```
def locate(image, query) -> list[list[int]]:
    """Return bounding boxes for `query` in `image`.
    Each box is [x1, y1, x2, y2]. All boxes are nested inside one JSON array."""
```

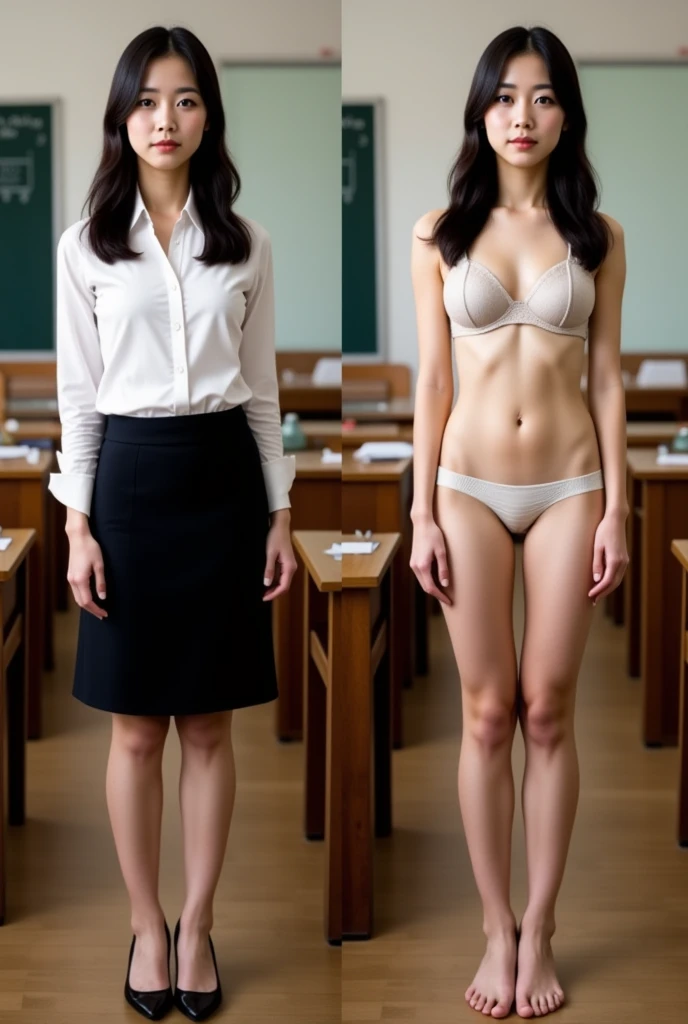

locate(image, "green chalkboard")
[[0, 102, 59, 352], [342, 101, 385, 356]]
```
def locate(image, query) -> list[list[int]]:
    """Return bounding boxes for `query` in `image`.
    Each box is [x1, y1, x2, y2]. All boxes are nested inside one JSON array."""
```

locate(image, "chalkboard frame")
[[342, 96, 387, 363], [0, 96, 62, 362]]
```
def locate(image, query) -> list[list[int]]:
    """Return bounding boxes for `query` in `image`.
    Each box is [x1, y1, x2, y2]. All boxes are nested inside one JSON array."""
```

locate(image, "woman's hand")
[[410, 515, 452, 606], [588, 510, 629, 606], [262, 511, 297, 602], [66, 526, 108, 620]]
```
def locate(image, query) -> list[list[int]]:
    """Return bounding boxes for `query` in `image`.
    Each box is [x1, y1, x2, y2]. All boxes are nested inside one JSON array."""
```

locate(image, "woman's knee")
[[520, 686, 573, 749], [111, 714, 170, 759], [463, 693, 516, 752], [175, 711, 233, 752]]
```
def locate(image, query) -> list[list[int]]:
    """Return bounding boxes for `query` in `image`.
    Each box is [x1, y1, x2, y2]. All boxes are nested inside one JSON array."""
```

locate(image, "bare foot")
[[129, 923, 170, 991], [515, 924, 565, 1017], [176, 921, 219, 993], [465, 927, 517, 1018]]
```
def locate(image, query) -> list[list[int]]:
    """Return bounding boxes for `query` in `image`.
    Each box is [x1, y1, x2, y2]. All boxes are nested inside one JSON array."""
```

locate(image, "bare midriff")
[[438, 324, 602, 485]]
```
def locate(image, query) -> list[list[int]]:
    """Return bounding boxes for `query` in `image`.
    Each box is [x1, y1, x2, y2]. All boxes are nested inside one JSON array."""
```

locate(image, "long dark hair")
[[431, 26, 612, 271], [80, 25, 251, 265]]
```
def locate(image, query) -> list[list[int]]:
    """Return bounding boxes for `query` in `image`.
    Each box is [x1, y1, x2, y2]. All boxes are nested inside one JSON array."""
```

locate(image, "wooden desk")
[[9, 425, 69, 614], [626, 422, 688, 447], [0, 452, 54, 739], [0, 528, 36, 924], [670, 540, 688, 847], [625, 450, 688, 746], [300, 421, 343, 452], [279, 378, 341, 417], [341, 532, 400, 940], [273, 452, 340, 742], [342, 452, 421, 749], [341, 423, 414, 447], [621, 384, 688, 421], [342, 397, 415, 423], [291, 530, 342, 944]]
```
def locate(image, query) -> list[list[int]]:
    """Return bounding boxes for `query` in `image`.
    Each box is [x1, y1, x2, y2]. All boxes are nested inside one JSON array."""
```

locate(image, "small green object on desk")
[[281, 412, 307, 451], [670, 426, 688, 453]]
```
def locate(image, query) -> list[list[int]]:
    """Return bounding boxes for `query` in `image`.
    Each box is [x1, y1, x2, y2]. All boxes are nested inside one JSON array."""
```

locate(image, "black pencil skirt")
[[72, 404, 279, 716]]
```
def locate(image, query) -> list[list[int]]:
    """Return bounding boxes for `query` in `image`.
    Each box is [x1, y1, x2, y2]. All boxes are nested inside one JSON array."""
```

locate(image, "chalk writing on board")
[[0, 152, 34, 204], [0, 114, 45, 138], [342, 149, 357, 204]]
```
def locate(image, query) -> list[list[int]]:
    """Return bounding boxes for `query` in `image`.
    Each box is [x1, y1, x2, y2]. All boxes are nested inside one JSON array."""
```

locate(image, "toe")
[[541, 996, 550, 1015], [482, 998, 495, 1015], [532, 999, 542, 1017], [466, 987, 476, 1002], [546, 994, 556, 1012], [492, 1000, 511, 1019], [475, 994, 487, 1011], [517, 1004, 534, 1019]]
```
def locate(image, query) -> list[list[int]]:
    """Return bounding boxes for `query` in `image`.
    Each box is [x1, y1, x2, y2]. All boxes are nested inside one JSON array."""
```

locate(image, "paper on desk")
[[320, 447, 342, 464], [656, 452, 688, 465], [353, 441, 414, 462], [0, 538, 12, 551], [325, 541, 380, 557], [0, 446, 31, 459]]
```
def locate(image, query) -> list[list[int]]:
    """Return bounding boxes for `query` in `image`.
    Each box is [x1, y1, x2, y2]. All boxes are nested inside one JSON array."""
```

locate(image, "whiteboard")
[[221, 63, 341, 352], [578, 63, 688, 353]]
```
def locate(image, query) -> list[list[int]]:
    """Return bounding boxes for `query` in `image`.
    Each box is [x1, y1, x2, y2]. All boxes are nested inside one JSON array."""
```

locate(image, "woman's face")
[[482, 52, 567, 167], [125, 54, 209, 171]]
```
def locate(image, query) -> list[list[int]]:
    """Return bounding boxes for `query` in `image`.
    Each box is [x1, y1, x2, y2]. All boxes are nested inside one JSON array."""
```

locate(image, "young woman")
[[48, 26, 296, 1022], [410, 26, 628, 1020]]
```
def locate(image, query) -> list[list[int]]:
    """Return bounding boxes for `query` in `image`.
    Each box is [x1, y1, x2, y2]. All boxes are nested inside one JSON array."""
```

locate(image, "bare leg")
[[435, 484, 519, 1018], [516, 488, 604, 1017], [174, 711, 235, 992], [106, 713, 171, 990]]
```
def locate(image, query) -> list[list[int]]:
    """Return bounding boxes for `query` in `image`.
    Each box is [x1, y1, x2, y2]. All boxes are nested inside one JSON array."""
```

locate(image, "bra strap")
[[567, 242, 572, 260]]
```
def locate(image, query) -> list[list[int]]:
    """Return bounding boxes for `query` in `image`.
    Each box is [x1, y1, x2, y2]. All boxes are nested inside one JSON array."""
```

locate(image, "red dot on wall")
[[319, 46, 337, 58]]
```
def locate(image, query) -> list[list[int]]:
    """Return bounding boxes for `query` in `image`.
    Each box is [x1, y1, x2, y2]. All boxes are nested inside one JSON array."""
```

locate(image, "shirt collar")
[[129, 183, 202, 232]]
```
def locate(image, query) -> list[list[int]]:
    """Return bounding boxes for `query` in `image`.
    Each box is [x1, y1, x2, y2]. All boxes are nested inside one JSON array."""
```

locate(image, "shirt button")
[[175, 239, 180, 246], [173, 322, 181, 331], [177, 366, 185, 374], [171, 283, 178, 291]]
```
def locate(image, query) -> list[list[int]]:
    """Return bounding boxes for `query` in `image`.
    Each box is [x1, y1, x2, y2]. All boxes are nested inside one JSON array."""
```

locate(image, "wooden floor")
[[343, 545, 688, 1023], [0, 600, 340, 1022]]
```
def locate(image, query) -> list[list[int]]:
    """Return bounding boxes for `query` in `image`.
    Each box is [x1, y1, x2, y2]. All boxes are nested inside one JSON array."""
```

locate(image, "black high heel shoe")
[[124, 919, 174, 1020], [173, 918, 223, 1022]]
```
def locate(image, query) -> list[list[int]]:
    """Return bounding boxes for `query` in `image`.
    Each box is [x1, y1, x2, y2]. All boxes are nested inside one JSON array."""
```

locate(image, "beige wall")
[[0, 0, 340, 227], [342, 0, 688, 369]]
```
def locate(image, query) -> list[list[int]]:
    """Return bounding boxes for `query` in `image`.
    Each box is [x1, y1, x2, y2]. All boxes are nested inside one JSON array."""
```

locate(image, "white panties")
[[435, 466, 604, 534]]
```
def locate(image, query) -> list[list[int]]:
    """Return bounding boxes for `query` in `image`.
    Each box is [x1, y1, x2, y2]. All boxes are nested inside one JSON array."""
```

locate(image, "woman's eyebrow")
[[497, 81, 553, 90], [138, 86, 201, 94]]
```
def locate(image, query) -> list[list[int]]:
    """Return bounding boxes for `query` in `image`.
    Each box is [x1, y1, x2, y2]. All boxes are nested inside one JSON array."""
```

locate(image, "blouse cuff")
[[48, 470, 95, 516], [262, 454, 296, 512]]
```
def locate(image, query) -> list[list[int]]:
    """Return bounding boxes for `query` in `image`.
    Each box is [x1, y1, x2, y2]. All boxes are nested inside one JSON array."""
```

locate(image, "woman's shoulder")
[[237, 214, 271, 250], [58, 217, 92, 258], [412, 207, 447, 241], [598, 211, 624, 241]]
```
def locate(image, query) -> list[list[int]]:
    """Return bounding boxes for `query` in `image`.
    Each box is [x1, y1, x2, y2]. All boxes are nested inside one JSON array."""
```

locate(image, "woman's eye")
[[494, 95, 555, 104], [137, 98, 197, 107]]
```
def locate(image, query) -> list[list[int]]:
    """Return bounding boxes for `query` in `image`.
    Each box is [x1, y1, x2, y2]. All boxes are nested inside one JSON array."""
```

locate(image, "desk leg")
[[304, 570, 326, 839], [626, 475, 642, 680], [391, 548, 404, 750], [342, 588, 373, 940], [374, 566, 392, 838], [26, 541, 41, 741], [7, 558, 27, 828], [678, 569, 688, 847], [326, 592, 342, 944]]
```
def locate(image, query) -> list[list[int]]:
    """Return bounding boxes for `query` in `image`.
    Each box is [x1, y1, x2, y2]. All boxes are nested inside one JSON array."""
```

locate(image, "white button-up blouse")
[[47, 184, 296, 516]]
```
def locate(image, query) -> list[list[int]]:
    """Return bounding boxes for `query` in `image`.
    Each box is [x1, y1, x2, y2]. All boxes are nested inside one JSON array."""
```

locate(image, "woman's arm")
[[239, 225, 295, 518], [586, 213, 630, 603], [410, 209, 454, 522], [409, 210, 455, 605], [586, 214, 628, 516], [48, 227, 106, 519]]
